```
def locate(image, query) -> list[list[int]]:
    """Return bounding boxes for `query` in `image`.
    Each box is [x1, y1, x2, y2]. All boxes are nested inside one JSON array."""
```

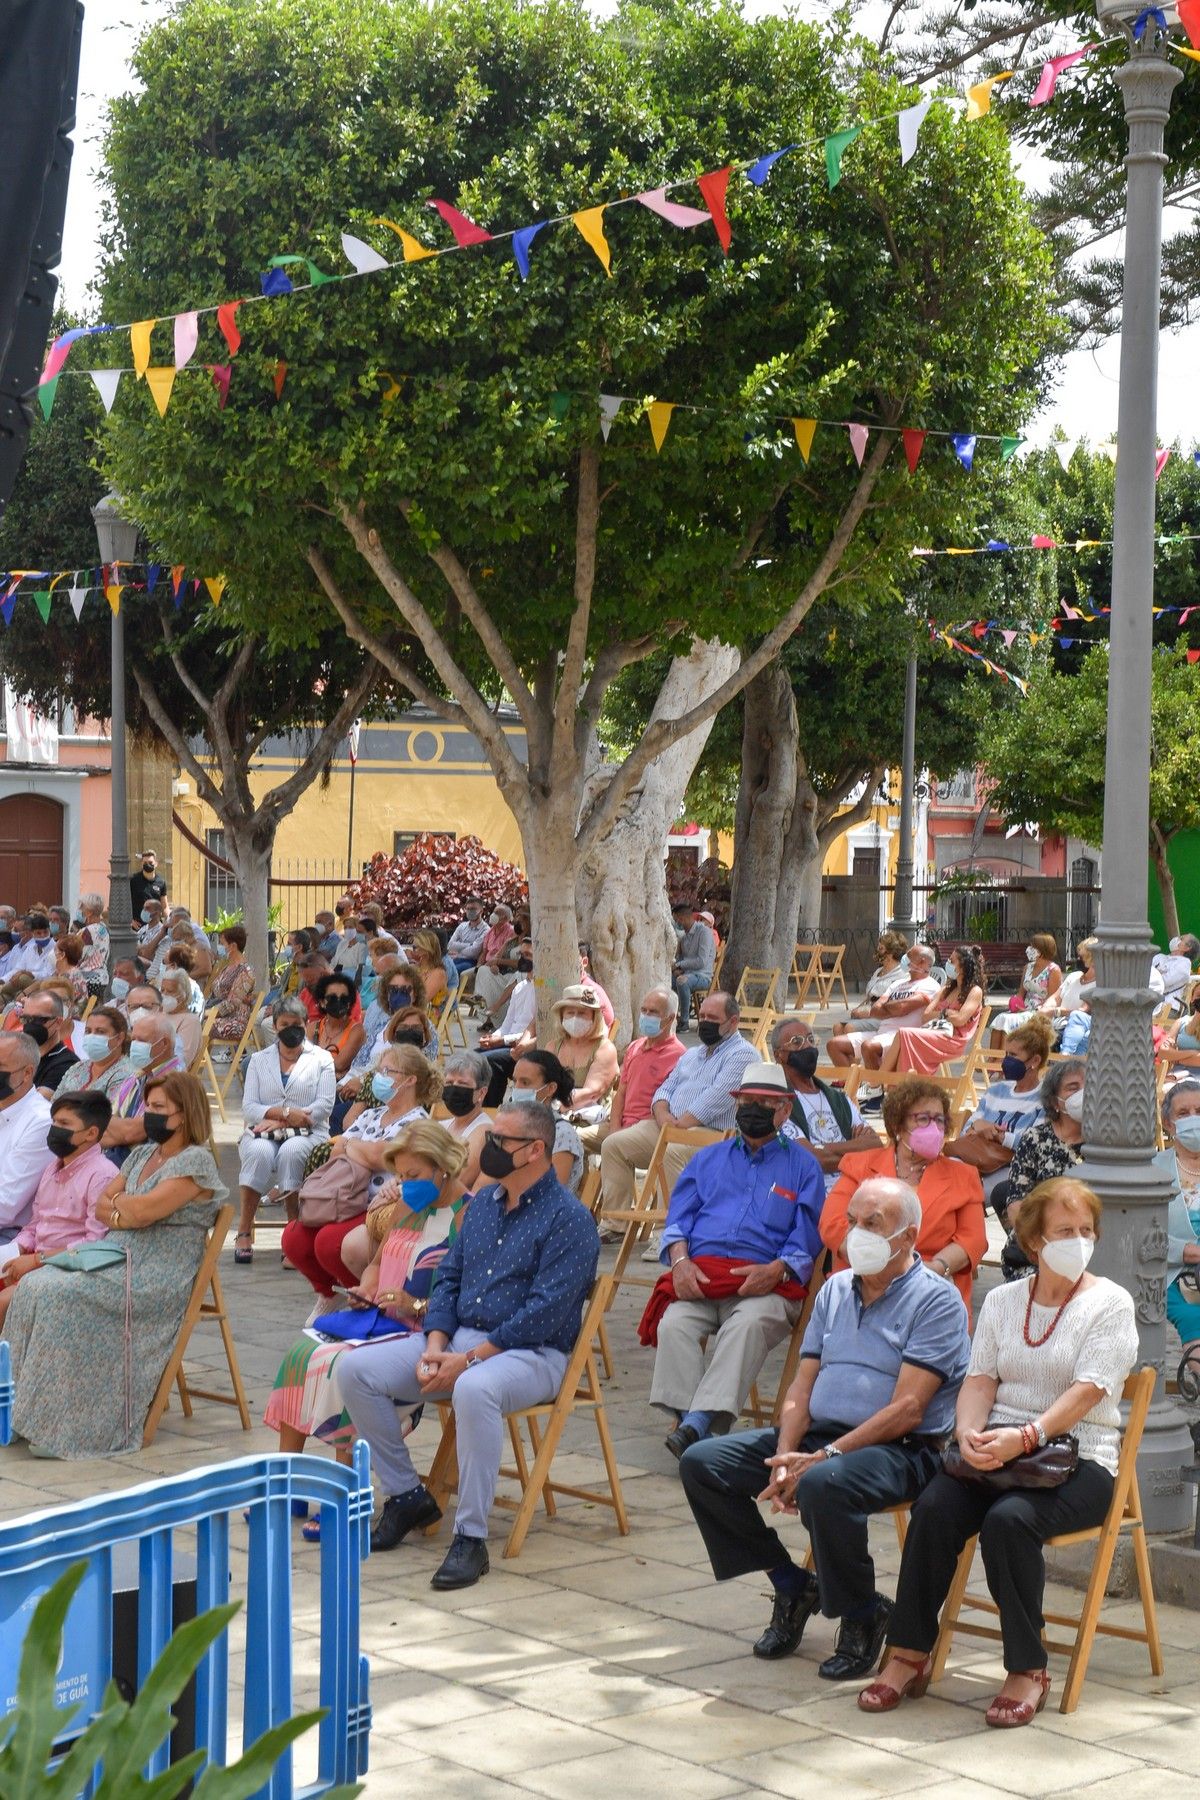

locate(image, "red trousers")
[[280, 1214, 365, 1297]]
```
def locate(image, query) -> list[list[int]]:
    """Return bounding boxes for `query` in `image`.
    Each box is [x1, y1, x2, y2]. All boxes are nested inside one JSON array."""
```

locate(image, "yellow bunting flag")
[[646, 400, 675, 452], [792, 418, 817, 463], [105, 583, 121, 615], [572, 205, 612, 275], [130, 319, 157, 378], [204, 575, 227, 607], [965, 71, 1013, 120], [369, 217, 437, 261], [144, 367, 177, 417]]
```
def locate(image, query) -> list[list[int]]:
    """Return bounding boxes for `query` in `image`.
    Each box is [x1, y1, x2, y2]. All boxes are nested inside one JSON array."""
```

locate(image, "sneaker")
[[640, 1231, 663, 1264], [856, 1081, 882, 1102], [304, 1294, 344, 1326]]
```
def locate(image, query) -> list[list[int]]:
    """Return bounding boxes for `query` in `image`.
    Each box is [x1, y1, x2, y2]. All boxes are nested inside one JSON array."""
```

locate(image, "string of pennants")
[[0, 565, 225, 624], [34, 14, 1170, 421], [913, 515, 1200, 560], [939, 596, 1200, 650]]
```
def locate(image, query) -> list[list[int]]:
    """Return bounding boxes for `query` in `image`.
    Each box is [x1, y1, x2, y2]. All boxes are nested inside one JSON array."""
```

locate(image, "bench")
[[933, 940, 1027, 995]]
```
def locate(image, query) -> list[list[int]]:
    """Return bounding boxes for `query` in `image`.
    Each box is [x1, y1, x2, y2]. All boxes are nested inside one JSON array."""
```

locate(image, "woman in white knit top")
[[861, 1177, 1138, 1728]]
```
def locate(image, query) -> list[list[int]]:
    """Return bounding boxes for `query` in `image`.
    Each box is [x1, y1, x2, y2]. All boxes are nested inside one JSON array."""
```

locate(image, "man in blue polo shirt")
[[680, 1175, 969, 1682], [651, 1062, 825, 1458]]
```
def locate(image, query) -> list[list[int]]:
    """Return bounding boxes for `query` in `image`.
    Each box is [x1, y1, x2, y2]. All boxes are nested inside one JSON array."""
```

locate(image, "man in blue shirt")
[[680, 1176, 970, 1682], [339, 1099, 599, 1591], [652, 1062, 825, 1457]]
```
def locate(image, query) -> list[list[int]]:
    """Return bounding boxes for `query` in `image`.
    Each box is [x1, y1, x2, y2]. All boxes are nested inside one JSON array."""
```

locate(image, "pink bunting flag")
[[174, 311, 199, 369], [847, 423, 869, 467], [635, 187, 710, 228], [428, 200, 492, 246], [696, 165, 733, 253], [1031, 535, 1057, 549], [1001, 630, 1017, 647], [1155, 448, 1170, 480], [41, 338, 73, 385], [1030, 47, 1090, 108]]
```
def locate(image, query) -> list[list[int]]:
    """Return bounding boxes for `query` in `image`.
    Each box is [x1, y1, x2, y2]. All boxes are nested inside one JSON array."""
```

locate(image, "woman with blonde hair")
[[989, 933, 1061, 1047], [265, 1120, 470, 1537], [406, 928, 449, 1009], [545, 983, 618, 1122]]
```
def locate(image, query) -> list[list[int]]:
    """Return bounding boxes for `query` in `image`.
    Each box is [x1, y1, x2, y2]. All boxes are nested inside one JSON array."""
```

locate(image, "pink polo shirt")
[[618, 1032, 687, 1127], [16, 1142, 114, 1255]]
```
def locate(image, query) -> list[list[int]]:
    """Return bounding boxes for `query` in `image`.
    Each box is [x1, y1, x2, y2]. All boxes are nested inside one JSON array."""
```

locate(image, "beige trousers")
[[649, 1293, 802, 1419], [599, 1117, 697, 1212]]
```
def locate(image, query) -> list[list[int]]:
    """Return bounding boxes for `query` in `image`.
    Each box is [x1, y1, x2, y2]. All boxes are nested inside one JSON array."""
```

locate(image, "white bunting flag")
[[898, 97, 933, 167], [598, 394, 623, 442], [68, 584, 88, 621], [90, 369, 122, 413], [174, 311, 199, 369], [1055, 440, 1076, 473], [341, 231, 390, 275]]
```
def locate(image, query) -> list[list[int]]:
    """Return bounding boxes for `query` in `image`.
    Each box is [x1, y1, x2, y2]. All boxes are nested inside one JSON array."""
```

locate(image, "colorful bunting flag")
[[951, 433, 977, 472], [1000, 436, 1024, 463], [274, 360, 288, 399], [512, 221, 549, 280], [792, 418, 817, 463], [898, 97, 932, 166], [204, 575, 227, 606], [1030, 48, 1090, 109], [341, 231, 389, 275], [370, 218, 437, 262], [636, 187, 709, 228], [572, 206, 612, 275], [1181, 0, 1200, 45], [217, 302, 242, 356], [171, 565, 187, 608], [825, 126, 861, 190], [173, 311, 198, 369], [260, 266, 293, 297], [130, 319, 156, 379], [428, 200, 492, 246], [966, 72, 1013, 120], [38, 378, 59, 422], [1155, 447, 1170, 480], [646, 401, 675, 451], [1099, 442, 1119, 464], [847, 422, 869, 467], [696, 165, 733, 252], [144, 367, 176, 418], [744, 146, 795, 187], [0, 596, 16, 628], [210, 365, 232, 408], [902, 429, 926, 474], [32, 590, 51, 624], [91, 370, 121, 414], [146, 564, 161, 596], [1054, 441, 1075, 473], [68, 585, 87, 621], [598, 394, 623, 442], [1132, 7, 1168, 42], [268, 253, 333, 287], [1189, 648, 1200, 664], [105, 583, 122, 615], [41, 324, 111, 386]]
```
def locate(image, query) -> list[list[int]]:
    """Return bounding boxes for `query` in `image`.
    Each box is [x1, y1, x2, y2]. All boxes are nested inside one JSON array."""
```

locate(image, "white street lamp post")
[[91, 492, 140, 985], [1083, 1, 1191, 1529]]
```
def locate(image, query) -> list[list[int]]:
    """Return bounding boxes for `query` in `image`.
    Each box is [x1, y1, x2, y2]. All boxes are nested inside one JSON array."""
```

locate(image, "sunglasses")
[[486, 1130, 539, 1149]]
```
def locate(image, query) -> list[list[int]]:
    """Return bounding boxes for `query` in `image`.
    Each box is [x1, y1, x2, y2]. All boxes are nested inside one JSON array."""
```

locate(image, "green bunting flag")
[[1000, 435, 1025, 463], [32, 590, 51, 624], [825, 126, 862, 190], [38, 377, 59, 422]]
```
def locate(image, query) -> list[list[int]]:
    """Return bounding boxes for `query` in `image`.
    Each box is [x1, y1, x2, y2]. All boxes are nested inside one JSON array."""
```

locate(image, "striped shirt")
[[653, 1031, 760, 1131], [967, 1080, 1045, 1150]]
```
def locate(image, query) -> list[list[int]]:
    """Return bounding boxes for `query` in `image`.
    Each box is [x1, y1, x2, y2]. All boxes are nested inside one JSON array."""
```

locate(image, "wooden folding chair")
[[192, 1013, 226, 1122], [205, 990, 266, 1118], [605, 1123, 728, 1308], [743, 1261, 827, 1427], [433, 989, 467, 1055], [422, 1276, 629, 1558], [815, 945, 850, 1010], [735, 967, 781, 1053], [790, 944, 823, 1010], [930, 1368, 1162, 1713], [142, 1205, 252, 1445], [79, 993, 97, 1024], [695, 941, 727, 1009], [845, 1067, 966, 1113]]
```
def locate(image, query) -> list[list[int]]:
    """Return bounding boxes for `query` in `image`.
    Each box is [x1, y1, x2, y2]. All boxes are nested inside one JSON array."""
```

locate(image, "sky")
[[59, 0, 1200, 452]]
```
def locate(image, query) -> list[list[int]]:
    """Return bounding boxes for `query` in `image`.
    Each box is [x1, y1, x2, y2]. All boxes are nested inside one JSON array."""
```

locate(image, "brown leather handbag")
[[943, 1435, 1079, 1491], [296, 1154, 372, 1226]]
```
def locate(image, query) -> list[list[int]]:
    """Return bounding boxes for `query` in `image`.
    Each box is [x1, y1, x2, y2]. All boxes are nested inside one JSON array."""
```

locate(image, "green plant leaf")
[[0, 1563, 89, 1800], [91, 1602, 240, 1800], [191, 1709, 364, 1800]]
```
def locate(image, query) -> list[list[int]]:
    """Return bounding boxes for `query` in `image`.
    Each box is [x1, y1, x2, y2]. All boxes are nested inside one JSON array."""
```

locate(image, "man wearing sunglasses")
[[339, 1098, 599, 1590]]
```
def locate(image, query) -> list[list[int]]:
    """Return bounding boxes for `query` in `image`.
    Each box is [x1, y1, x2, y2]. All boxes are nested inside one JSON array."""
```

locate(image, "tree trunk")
[[577, 638, 740, 1040], [1150, 821, 1179, 942], [223, 817, 277, 987], [520, 799, 583, 1039]]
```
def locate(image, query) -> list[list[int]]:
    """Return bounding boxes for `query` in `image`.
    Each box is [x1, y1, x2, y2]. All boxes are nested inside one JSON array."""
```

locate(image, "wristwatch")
[[410, 1297, 428, 1319], [823, 1443, 843, 1460], [464, 1348, 482, 1368]]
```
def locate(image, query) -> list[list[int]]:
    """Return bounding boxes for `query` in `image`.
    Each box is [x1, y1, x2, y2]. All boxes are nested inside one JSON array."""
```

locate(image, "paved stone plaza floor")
[[2, 1096, 1199, 1795]]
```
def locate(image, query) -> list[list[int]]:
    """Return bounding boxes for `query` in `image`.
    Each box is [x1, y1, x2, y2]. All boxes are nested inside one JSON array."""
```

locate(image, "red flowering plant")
[[667, 853, 731, 936], [346, 834, 528, 935]]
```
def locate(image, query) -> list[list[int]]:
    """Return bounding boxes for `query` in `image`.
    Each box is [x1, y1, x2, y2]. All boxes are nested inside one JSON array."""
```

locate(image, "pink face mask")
[[907, 1121, 945, 1161]]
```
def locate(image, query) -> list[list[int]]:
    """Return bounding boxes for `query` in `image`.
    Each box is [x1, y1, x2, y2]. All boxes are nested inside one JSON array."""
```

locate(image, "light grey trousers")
[[338, 1326, 568, 1539], [649, 1293, 801, 1419]]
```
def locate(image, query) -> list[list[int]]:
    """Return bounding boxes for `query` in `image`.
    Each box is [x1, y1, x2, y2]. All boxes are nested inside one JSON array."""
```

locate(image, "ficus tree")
[[90, 0, 1055, 1026]]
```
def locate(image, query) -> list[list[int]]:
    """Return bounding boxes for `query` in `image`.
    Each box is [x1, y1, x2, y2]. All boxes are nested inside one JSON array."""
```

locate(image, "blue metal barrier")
[[0, 1447, 372, 1797], [0, 1342, 11, 1447]]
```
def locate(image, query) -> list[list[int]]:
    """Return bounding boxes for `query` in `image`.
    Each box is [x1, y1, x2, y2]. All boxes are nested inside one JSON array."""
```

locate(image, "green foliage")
[[0, 316, 105, 570], [91, 0, 1057, 689], [0, 1562, 362, 1800]]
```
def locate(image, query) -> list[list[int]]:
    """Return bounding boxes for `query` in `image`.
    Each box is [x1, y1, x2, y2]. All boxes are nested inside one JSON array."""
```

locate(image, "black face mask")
[[0, 1072, 13, 1101], [277, 1024, 306, 1049], [787, 1046, 819, 1079], [387, 987, 412, 1012], [479, 1135, 517, 1180], [323, 994, 351, 1017], [697, 1019, 722, 1046], [392, 1028, 425, 1048], [516, 957, 533, 974], [736, 1101, 779, 1140], [21, 1018, 50, 1046], [46, 1124, 79, 1158], [144, 1112, 174, 1143], [142, 863, 155, 875], [442, 1084, 477, 1117]]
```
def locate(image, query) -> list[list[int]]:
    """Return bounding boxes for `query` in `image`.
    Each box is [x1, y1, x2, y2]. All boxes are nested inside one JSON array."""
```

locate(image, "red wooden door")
[[0, 794, 64, 910]]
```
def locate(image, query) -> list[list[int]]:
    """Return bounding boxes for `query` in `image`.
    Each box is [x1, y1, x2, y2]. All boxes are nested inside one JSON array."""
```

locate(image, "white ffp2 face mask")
[[561, 1015, 591, 1038], [844, 1225, 904, 1277], [1062, 1090, 1085, 1121], [1038, 1235, 1094, 1280]]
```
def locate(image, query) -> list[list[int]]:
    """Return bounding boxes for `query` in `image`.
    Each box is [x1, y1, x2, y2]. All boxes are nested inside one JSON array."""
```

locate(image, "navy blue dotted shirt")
[[423, 1167, 600, 1355]]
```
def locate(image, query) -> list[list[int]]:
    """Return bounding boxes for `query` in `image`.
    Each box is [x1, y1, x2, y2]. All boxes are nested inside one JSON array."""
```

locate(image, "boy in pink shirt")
[[0, 1089, 115, 1320]]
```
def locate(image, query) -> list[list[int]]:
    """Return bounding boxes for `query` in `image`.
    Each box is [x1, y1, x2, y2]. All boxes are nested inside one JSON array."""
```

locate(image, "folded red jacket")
[[637, 1253, 808, 1347]]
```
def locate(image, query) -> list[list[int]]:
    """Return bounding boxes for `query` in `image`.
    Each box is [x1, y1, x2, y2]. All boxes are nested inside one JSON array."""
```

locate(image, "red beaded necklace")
[[1023, 1271, 1084, 1348]]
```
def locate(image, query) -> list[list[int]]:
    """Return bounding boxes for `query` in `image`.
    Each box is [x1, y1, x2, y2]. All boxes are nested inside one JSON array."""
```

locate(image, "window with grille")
[[205, 828, 241, 921]]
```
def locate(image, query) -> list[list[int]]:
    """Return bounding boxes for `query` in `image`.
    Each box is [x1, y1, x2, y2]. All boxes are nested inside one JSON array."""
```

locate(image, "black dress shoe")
[[753, 1579, 822, 1660], [665, 1423, 700, 1459], [430, 1532, 491, 1590], [819, 1596, 894, 1680], [369, 1485, 442, 1552]]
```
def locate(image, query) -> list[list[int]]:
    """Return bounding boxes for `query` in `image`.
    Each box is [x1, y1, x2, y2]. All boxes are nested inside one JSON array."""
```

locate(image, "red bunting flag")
[[902, 429, 926, 474], [217, 302, 242, 357], [274, 359, 288, 399], [1180, 0, 1200, 46], [1188, 649, 1200, 665], [1031, 535, 1057, 549], [428, 200, 492, 246], [209, 364, 232, 408], [696, 165, 733, 253]]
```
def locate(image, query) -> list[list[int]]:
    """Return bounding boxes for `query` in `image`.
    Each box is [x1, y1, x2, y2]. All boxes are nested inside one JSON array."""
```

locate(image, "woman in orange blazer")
[[821, 1076, 986, 1320]]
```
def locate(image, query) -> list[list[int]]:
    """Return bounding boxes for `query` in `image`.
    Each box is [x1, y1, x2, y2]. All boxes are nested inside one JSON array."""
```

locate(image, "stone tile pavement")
[[1, 1104, 1199, 1796]]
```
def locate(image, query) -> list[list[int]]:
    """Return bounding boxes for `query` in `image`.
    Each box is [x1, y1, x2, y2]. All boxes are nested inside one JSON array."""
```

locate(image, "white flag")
[[898, 97, 933, 167], [1055, 440, 1076, 473], [68, 584, 88, 620], [90, 370, 122, 413], [599, 394, 623, 442], [341, 231, 389, 275]]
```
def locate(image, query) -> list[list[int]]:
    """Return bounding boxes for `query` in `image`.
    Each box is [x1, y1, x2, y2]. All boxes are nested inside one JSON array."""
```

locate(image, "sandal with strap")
[[233, 1233, 254, 1265], [858, 1651, 933, 1714], [985, 1669, 1051, 1728]]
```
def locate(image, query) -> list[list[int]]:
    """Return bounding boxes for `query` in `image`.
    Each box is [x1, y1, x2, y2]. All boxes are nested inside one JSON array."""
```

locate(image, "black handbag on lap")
[[942, 1435, 1078, 1491]]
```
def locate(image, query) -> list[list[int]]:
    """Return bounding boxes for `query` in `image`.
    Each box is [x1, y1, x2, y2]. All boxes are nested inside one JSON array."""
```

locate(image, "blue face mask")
[[128, 1040, 154, 1069], [110, 978, 129, 1001], [372, 1073, 397, 1103], [400, 1177, 440, 1213], [508, 1085, 541, 1106], [49, 923, 60, 938], [82, 1033, 111, 1062], [1174, 1116, 1200, 1153], [387, 987, 412, 1013], [140, 910, 152, 923], [638, 1012, 663, 1039]]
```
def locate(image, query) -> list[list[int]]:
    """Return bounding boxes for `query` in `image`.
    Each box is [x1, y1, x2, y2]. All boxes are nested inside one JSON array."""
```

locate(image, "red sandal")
[[985, 1669, 1051, 1728], [858, 1651, 932, 1713]]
